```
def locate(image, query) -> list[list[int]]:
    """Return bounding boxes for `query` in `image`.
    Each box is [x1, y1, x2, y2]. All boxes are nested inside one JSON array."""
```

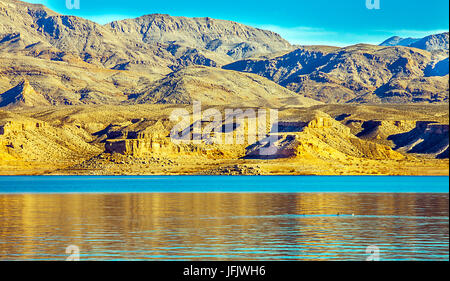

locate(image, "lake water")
[[0, 176, 448, 261]]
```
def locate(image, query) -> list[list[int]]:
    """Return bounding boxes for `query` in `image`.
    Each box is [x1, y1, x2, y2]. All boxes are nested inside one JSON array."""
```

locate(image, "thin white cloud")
[[256, 25, 382, 46], [257, 25, 341, 46], [255, 25, 448, 47], [376, 29, 449, 38]]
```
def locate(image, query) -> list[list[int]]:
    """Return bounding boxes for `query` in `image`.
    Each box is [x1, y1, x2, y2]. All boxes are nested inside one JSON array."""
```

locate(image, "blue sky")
[[26, 0, 449, 46]]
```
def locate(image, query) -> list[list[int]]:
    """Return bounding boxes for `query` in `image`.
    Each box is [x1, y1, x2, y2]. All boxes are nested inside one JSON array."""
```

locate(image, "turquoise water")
[[0, 176, 448, 261], [0, 176, 448, 194]]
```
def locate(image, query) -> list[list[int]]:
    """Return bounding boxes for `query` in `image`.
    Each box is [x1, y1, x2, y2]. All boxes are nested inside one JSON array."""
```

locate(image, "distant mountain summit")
[[409, 32, 450, 52], [380, 36, 420, 47], [108, 14, 293, 61], [380, 32, 449, 52]]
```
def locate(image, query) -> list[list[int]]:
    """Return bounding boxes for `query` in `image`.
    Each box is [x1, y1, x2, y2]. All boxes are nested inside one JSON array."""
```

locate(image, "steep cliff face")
[[100, 118, 248, 159], [246, 111, 405, 160], [105, 137, 177, 156], [0, 79, 50, 108], [297, 112, 404, 160], [0, 119, 47, 134], [0, 118, 45, 160]]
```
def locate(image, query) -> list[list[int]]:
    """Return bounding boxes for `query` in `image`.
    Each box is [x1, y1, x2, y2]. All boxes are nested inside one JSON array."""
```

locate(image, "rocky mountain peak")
[[380, 32, 449, 52], [0, 79, 50, 108], [108, 13, 293, 60], [410, 32, 449, 52]]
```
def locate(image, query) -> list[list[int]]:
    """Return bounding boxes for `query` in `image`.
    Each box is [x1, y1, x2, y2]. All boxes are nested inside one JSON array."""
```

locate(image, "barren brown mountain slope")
[[1, 0, 448, 107], [0, 0, 303, 106], [223, 44, 449, 103], [108, 14, 293, 61], [0, 0, 176, 73], [0, 0, 292, 72], [130, 66, 322, 107], [0, 51, 161, 106]]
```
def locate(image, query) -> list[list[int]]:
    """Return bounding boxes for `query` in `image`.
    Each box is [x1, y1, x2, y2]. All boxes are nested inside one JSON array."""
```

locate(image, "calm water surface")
[[0, 176, 448, 261]]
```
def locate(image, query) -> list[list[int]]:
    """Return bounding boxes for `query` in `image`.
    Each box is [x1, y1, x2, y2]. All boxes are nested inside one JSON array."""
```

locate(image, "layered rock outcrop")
[[297, 112, 404, 160], [0, 113, 100, 164], [246, 111, 405, 160], [1, 104, 447, 175], [105, 137, 176, 156], [0, 119, 47, 135], [102, 119, 247, 159]]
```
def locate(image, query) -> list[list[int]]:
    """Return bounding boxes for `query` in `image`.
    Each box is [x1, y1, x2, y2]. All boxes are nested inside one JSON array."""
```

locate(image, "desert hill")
[[130, 66, 322, 107], [0, 50, 161, 106]]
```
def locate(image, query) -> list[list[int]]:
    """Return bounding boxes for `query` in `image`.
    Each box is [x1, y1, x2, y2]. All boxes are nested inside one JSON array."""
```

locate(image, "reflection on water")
[[0, 193, 448, 261]]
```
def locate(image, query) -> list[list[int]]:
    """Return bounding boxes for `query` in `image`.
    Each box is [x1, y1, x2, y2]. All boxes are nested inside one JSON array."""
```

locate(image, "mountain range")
[[223, 44, 449, 103], [380, 32, 449, 52], [0, 0, 448, 107]]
